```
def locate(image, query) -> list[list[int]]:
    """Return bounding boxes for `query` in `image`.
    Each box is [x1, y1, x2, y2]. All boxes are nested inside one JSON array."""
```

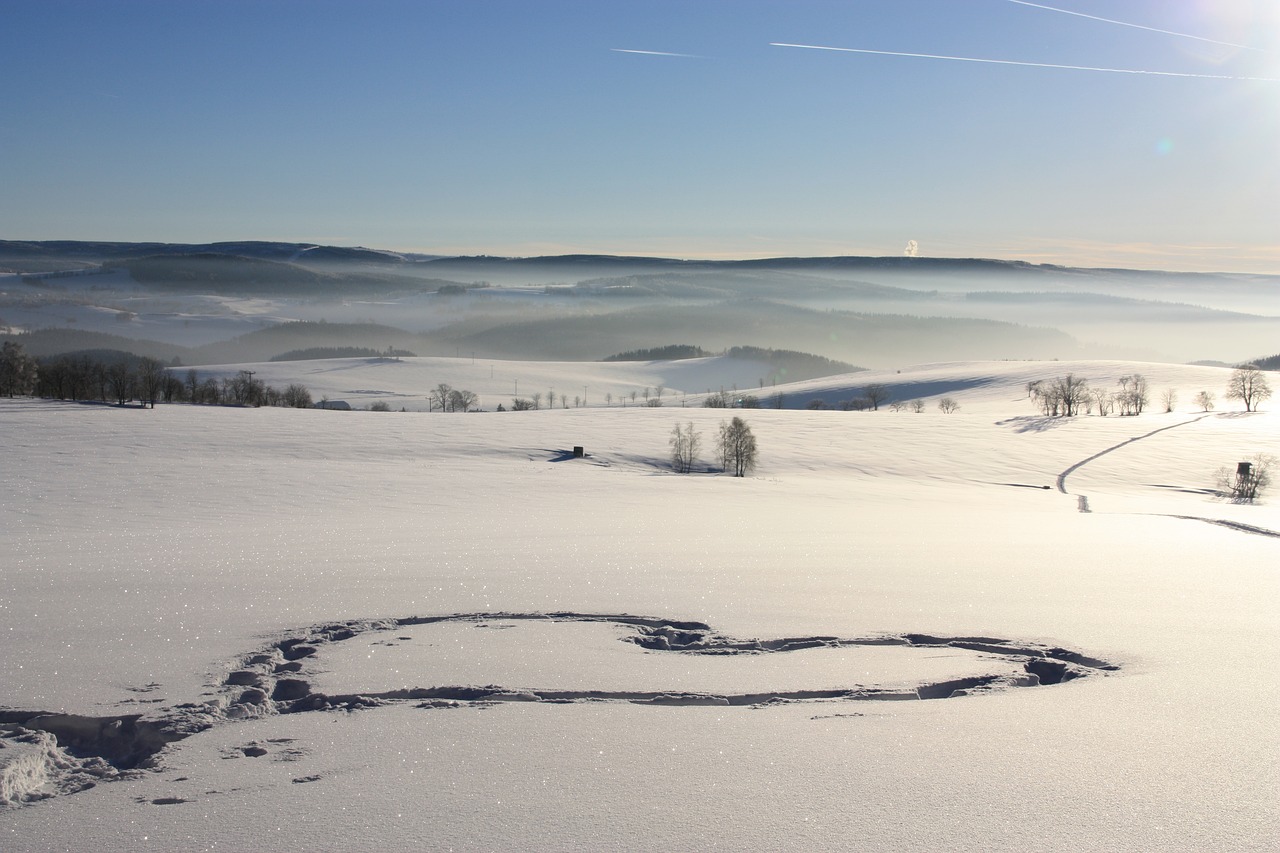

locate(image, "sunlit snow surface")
[[2, 359, 1278, 851]]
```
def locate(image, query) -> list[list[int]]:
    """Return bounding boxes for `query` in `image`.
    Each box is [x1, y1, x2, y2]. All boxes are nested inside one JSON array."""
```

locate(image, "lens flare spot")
[[1155, 138, 1174, 155]]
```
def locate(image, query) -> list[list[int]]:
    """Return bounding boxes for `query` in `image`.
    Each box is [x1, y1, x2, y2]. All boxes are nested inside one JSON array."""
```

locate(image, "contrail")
[[611, 48, 698, 58], [769, 43, 1280, 82], [1006, 1, 1261, 52]]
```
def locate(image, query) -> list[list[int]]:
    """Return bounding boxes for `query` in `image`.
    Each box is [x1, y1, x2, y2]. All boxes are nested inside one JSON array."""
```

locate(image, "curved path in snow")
[[1055, 414, 1280, 538], [1055, 414, 1212, 495]]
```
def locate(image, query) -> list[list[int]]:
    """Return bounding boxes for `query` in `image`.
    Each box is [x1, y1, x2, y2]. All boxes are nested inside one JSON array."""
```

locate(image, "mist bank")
[[4, 241, 1278, 366]]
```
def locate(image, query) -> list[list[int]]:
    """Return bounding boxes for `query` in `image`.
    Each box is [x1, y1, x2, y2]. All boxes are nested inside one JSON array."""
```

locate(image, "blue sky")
[[2, 0, 1277, 271]]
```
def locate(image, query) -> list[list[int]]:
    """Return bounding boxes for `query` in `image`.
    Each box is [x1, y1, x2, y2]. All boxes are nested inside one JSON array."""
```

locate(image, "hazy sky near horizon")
[[2, 0, 1277, 272]]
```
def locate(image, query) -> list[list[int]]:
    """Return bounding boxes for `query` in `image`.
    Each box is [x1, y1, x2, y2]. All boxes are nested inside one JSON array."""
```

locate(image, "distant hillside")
[[599, 344, 856, 381], [435, 299, 1079, 366], [604, 345, 710, 361], [0, 239, 408, 267], [111, 254, 327, 292], [963, 290, 1270, 321], [2, 328, 194, 362], [419, 252, 1280, 282], [190, 321, 430, 364], [724, 346, 861, 381], [271, 346, 417, 362], [102, 253, 430, 296], [8, 241, 1280, 285], [567, 270, 930, 301]]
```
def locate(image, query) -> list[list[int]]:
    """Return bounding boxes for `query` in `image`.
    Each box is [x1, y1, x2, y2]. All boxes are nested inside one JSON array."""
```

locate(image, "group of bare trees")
[[1115, 374, 1150, 416], [670, 416, 758, 477], [508, 389, 589, 410], [430, 383, 479, 412], [1029, 374, 1092, 416], [669, 422, 702, 473], [1029, 366, 1272, 418], [40, 355, 184, 407], [702, 389, 782, 409], [173, 368, 311, 408]]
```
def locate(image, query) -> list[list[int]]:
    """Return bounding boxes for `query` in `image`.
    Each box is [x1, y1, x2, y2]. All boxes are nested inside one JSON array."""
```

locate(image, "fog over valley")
[[4, 241, 1278, 371]]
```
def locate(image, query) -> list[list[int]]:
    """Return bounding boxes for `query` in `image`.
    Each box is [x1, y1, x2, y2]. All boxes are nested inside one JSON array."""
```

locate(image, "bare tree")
[[1090, 387, 1114, 417], [161, 373, 184, 403], [1116, 374, 1149, 416], [862, 383, 891, 411], [449, 388, 479, 413], [938, 397, 960, 414], [283, 383, 313, 408], [431, 383, 453, 412], [1160, 388, 1177, 413], [910, 399, 925, 413], [1194, 390, 1215, 412], [716, 416, 758, 477], [605, 392, 613, 407], [107, 361, 135, 405], [136, 357, 167, 408], [1226, 365, 1272, 412], [511, 398, 536, 411], [669, 422, 702, 473], [66, 355, 92, 401], [227, 370, 265, 406], [531, 392, 542, 410], [88, 360, 109, 402]]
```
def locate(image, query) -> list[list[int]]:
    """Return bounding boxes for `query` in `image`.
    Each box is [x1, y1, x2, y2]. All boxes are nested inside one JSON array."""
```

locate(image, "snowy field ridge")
[[2, 358, 1278, 851]]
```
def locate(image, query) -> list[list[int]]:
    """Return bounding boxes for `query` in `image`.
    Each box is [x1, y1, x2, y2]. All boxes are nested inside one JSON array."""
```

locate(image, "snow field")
[[2, 358, 1278, 850]]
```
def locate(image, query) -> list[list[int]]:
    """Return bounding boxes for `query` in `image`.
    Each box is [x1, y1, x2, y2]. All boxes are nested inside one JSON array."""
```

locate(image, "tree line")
[[0, 342, 313, 408], [1028, 366, 1271, 417]]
